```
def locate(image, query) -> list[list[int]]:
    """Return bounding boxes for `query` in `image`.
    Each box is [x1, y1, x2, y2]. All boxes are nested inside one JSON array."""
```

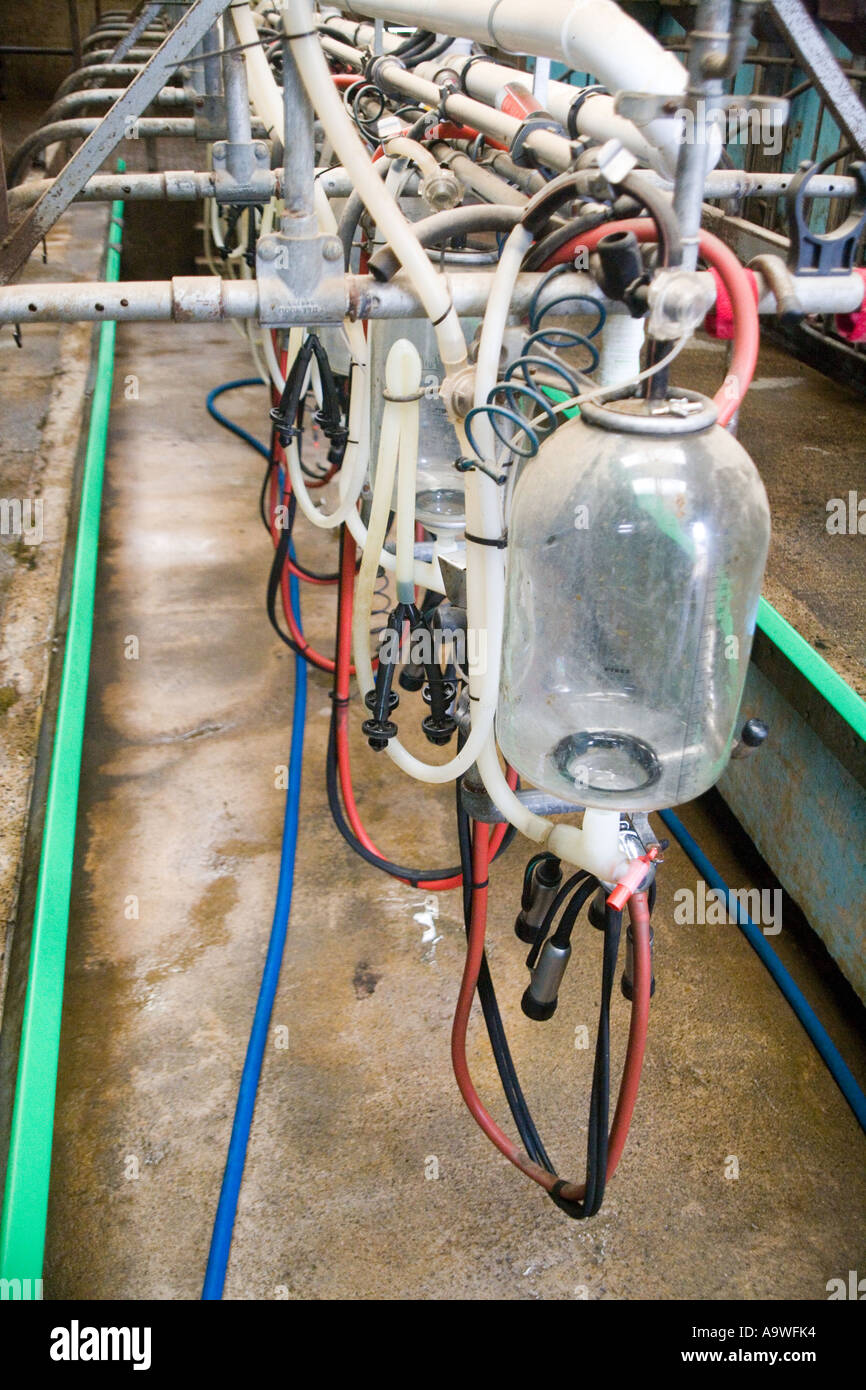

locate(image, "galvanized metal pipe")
[[41, 86, 193, 125], [54, 63, 162, 99], [673, 0, 732, 270], [7, 117, 205, 188], [0, 267, 861, 324], [281, 44, 316, 221]]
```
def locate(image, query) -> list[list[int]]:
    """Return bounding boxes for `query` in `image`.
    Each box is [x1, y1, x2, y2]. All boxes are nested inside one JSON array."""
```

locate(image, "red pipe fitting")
[[704, 264, 758, 340], [835, 267, 866, 342]]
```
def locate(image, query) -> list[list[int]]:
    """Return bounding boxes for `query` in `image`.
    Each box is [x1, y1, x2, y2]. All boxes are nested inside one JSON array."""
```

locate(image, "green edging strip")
[[0, 186, 123, 1290], [757, 597, 866, 745]]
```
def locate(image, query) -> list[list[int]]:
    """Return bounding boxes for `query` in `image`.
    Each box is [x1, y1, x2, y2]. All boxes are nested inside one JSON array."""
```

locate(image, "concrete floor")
[[38, 316, 866, 1301]]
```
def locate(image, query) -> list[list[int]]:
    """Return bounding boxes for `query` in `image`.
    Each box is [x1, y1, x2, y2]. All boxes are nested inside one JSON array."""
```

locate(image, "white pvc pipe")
[[421, 53, 665, 177], [327, 0, 689, 172], [284, 0, 467, 375], [233, 3, 284, 138], [353, 343, 493, 784]]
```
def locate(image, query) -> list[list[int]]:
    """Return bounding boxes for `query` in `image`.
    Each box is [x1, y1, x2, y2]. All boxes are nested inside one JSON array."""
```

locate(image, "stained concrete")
[[0, 202, 108, 1053], [37, 317, 866, 1302]]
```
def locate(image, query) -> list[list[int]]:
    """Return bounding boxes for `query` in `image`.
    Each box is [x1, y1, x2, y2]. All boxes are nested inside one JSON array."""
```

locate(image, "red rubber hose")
[[542, 221, 759, 426], [451, 820, 652, 1200]]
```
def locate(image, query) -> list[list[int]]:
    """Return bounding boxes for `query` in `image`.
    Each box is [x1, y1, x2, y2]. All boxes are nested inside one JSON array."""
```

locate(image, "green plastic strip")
[[756, 597, 866, 744], [0, 185, 124, 1291]]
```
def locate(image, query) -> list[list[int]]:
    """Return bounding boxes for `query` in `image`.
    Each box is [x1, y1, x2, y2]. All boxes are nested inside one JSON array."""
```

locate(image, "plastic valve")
[[606, 845, 659, 912]]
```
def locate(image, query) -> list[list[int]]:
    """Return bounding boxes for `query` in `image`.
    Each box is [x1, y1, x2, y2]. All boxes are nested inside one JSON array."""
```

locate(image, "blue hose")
[[659, 809, 866, 1135], [206, 378, 271, 462], [201, 392, 307, 1300]]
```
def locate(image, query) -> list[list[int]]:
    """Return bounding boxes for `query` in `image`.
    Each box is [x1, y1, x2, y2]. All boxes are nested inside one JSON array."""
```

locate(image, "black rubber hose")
[[336, 155, 391, 268], [405, 34, 454, 69], [549, 901, 622, 1220], [522, 207, 612, 272], [368, 203, 524, 280], [455, 779, 555, 1172]]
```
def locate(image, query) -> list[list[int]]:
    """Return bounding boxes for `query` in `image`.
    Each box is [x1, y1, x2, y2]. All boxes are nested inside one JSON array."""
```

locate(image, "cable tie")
[[566, 85, 608, 139], [465, 530, 508, 549], [459, 53, 492, 94], [431, 300, 454, 327], [382, 386, 425, 402]]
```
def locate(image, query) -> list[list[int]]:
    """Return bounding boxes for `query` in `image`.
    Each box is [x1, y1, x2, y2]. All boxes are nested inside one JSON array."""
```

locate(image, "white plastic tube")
[[353, 342, 495, 784], [233, 3, 284, 139], [283, 0, 467, 376], [326, 0, 690, 173], [384, 136, 443, 190], [476, 737, 628, 881], [394, 369, 420, 606], [352, 343, 409, 704], [423, 52, 665, 177]]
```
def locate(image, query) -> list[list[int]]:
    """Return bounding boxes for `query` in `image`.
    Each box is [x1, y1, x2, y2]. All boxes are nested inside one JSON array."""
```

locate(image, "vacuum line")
[[201, 564, 307, 1299], [659, 809, 866, 1135]]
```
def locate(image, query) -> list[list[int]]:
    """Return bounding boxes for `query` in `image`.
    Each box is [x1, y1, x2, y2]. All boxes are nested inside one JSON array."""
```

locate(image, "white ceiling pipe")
[[327, 20, 666, 172], [326, 0, 688, 172], [417, 53, 664, 175]]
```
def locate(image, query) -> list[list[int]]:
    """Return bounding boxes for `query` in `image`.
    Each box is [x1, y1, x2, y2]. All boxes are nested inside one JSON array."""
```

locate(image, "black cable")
[[391, 28, 434, 59], [405, 33, 453, 68], [457, 837, 624, 1220], [522, 206, 611, 272], [455, 781, 554, 1171]]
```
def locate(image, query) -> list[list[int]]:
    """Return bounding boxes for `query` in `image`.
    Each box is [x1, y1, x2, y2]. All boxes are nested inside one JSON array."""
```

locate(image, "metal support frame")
[[6, 116, 207, 190], [0, 266, 861, 326], [111, 3, 168, 62], [673, 0, 732, 271], [67, 0, 83, 72], [769, 0, 866, 157], [0, 0, 233, 284], [210, 10, 272, 200]]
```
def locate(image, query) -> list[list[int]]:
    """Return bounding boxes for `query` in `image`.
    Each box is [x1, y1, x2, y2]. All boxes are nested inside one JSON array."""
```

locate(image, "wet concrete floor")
[[44, 320, 866, 1301]]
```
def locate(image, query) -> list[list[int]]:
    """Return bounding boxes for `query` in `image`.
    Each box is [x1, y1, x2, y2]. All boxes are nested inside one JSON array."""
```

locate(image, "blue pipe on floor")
[[206, 378, 270, 461], [659, 809, 866, 1136], [201, 391, 307, 1300]]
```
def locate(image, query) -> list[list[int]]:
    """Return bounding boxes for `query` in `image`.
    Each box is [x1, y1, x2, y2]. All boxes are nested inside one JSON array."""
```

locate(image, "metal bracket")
[[255, 227, 347, 326], [212, 138, 273, 204]]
